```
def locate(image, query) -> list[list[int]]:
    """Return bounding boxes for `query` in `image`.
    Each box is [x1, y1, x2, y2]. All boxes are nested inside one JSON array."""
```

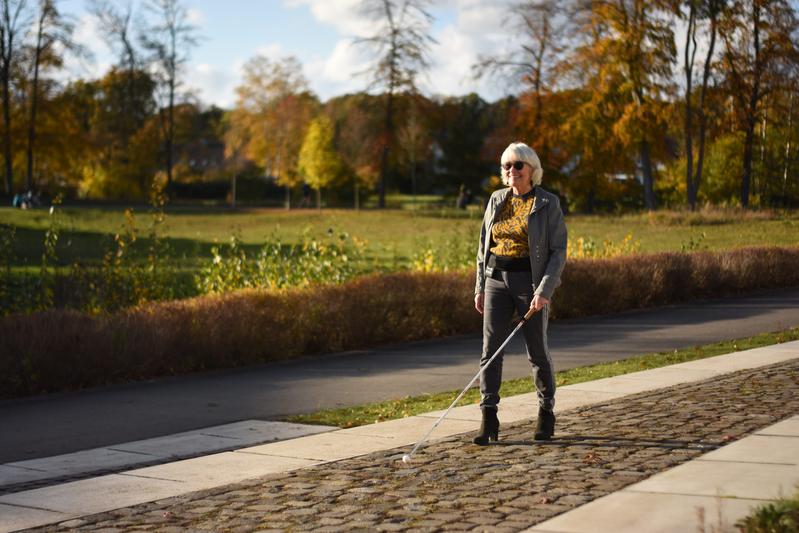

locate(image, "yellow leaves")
[[298, 115, 345, 190], [226, 54, 320, 188], [412, 248, 436, 273], [567, 233, 641, 259]]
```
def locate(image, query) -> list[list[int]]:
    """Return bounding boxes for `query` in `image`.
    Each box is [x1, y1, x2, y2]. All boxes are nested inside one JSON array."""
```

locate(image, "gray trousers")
[[480, 270, 555, 411]]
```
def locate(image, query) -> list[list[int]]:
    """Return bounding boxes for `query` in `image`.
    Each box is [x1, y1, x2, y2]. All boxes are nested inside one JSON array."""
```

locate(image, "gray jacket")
[[475, 186, 568, 300]]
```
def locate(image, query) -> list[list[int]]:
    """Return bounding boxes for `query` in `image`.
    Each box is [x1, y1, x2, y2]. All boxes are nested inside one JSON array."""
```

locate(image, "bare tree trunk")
[[684, 2, 697, 210], [0, 0, 25, 194], [694, 8, 718, 207], [378, 89, 393, 209], [741, 122, 755, 207], [741, 1, 761, 209], [640, 140, 656, 210], [1, 61, 11, 194], [165, 26, 175, 190], [26, 4, 45, 192], [782, 89, 794, 203]]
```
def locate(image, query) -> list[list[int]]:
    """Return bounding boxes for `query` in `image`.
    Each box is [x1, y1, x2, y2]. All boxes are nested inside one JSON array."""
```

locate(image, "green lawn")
[[2, 203, 798, 270]]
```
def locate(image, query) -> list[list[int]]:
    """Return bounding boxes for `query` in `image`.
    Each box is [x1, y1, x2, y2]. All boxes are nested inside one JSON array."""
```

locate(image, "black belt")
[[488, 254, 531, 272]]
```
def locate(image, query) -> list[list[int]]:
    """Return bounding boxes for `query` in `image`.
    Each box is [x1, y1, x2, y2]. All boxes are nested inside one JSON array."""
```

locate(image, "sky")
[[58, 0, 519, 108]]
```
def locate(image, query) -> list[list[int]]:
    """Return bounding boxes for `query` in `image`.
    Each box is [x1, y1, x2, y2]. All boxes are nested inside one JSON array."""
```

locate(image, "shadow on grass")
[[7, 226, 267, 267]]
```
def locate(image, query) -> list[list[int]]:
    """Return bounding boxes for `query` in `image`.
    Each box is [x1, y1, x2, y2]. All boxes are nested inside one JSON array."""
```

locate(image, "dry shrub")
[[555, 246, 799, 318], [2, 246, 797, 398], [0, 271, 478, 398]]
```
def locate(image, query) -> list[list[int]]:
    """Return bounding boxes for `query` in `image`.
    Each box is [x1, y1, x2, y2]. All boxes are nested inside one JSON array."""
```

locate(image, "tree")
[[680, 0, 724, 210], [90, 1, 145, 149], [90, 0, 138, 72], [473, 0, 566, 142], [140, 0, 199, 191], [719, 0, 798, 207], [433, 93, 494, 194], [567, 0, 677, 210], [356, 0, 435, 208], [325, 93, 384, 209], [225, 54, 319, 208], [76, 68, 158, 198], [25, 0, 80, 192], [298, 114, 343, 208], [0, 0, 30, 194]]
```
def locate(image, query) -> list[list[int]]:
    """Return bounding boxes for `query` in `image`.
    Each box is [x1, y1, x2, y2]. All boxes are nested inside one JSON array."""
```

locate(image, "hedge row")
[[2, 246, 798, 399]]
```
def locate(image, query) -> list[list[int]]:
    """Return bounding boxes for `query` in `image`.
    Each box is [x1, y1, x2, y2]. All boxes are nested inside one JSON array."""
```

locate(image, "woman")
[[473, 141, 567, 445]]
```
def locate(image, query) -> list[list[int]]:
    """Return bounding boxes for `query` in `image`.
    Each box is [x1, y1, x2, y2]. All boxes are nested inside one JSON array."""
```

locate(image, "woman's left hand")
[[530, 294, 550, 312]]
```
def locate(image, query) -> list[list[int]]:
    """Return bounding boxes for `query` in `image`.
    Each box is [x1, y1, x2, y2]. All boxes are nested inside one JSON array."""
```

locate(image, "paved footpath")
[[3, 342, 797, 532]]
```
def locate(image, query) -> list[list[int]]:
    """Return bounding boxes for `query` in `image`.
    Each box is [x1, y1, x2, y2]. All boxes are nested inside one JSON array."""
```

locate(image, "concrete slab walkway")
[[1, 340, 797, 532], [523, 417, 799, 533], [0, 421, 334, 492]]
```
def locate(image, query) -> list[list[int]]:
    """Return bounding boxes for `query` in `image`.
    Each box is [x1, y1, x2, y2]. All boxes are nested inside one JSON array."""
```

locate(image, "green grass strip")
[[283, 327, 799, 428]]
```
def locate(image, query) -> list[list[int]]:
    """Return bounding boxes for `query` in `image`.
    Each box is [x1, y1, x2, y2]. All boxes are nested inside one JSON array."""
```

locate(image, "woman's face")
[[502, 159, 533, 190]]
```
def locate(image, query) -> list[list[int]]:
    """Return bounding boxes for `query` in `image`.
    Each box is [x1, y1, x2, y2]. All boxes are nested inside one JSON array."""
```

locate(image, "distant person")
[[299, 183, 313, 208], [472, 141, 568, 445], [13, 190, 40, 209], [456, 185, 474, 209]]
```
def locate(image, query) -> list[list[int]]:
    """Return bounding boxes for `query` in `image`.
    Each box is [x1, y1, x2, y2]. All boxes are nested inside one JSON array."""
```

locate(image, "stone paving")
[[28, 359, 799, 532]]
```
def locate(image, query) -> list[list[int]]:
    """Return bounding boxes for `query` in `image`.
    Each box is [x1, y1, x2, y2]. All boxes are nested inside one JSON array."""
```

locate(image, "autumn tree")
[[719, 0, 798, 207], [679, 0, 724, 210], [140, 0, 199, 191], [298, 114, 343, 208], [225, 55, 319, 208], [356, 0, 435, 208], [473, 0, 566, 143], [25, 0, 81, 191], [325, 93, 383, 209], [90, 1, 145, 154], [567, 0, 677, 210], [397, 100, 431, 199], [74, 69, 158, 198], [0, 0, 30, 194]]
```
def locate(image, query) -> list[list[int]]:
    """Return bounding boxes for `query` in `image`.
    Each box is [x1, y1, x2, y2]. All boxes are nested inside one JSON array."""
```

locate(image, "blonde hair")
[[500, 142, 543, 187]]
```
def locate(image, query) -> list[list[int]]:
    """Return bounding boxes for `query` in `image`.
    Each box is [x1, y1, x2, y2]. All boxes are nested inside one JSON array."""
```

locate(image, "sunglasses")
[[502, 161, 527, 171]]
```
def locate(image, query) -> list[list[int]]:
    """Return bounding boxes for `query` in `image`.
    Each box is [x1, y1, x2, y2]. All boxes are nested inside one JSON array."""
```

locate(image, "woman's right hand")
[[474, 293, 484, 314]]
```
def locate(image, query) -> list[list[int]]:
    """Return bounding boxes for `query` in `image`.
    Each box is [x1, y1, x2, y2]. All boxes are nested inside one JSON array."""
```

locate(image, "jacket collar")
[[497, 186, 548, 211], [530, 186, 549, 214]]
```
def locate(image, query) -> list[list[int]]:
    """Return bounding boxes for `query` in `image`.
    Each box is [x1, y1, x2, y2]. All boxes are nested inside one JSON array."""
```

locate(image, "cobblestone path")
[[33, 360, 799, 532]]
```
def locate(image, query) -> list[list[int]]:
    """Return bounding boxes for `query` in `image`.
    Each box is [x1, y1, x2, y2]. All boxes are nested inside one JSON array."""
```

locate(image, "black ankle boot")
[[473, 407, 499, 445], [534, 407, 555, 441]]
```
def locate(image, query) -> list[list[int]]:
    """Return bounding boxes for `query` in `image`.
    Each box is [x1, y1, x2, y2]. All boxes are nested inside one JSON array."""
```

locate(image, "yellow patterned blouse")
[[490, 192, 535, 257]]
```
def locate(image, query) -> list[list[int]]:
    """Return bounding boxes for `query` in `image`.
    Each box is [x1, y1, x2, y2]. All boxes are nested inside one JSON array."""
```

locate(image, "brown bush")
[[556, 247, 799, 318], [2, 246, 797, 398]]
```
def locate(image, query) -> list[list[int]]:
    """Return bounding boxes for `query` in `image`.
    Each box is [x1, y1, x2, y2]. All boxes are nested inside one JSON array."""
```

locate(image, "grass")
[[2, 204, 798, 271], [737, 487, 799, 532], [283, 326, 799, 428]]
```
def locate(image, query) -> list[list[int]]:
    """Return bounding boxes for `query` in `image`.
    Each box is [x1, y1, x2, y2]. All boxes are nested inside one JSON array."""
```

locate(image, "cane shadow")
[[490, 435, 721, 451]]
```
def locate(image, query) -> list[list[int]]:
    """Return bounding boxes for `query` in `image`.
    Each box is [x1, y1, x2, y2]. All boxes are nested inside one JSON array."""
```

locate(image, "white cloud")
[[287, 0, 515, 102], [187, 62, 240, 108], [187, 7, 205, 26], [425, 1, 511, 100], [284, 0, 371, 36], [62, 14, 111, 80], [254, 43, 287, 59]]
